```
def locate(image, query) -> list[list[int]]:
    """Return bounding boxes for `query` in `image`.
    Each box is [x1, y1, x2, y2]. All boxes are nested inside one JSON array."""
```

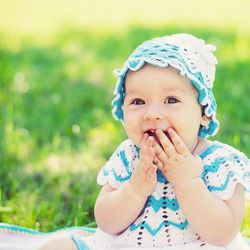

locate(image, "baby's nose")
[[143, 104, 164, 120]]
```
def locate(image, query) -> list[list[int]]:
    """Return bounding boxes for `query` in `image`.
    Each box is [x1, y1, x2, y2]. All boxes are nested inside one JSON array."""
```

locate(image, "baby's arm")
[[154, 128, 245, 246], [174, 177, 244, 246], [94, 135, 157, 235]]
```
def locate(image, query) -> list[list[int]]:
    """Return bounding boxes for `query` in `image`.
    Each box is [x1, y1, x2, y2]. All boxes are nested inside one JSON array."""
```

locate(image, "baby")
[[39, 33, 250, 250], [93, 33, 250, 250]]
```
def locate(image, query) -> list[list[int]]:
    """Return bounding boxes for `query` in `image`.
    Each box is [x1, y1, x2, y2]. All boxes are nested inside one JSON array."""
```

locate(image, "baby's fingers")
[[146, 164, 157, 181], [168, 128, 189, 155], [140, 133, 149, 155], [153, 155, 164, 170], [154, 141, 169, 165], [141, 136, 155, 174]]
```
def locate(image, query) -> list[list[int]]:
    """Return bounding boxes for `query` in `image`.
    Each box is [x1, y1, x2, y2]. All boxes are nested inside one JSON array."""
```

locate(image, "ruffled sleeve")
[[201, 141, 250, 200], [97, 139, 138, 189]]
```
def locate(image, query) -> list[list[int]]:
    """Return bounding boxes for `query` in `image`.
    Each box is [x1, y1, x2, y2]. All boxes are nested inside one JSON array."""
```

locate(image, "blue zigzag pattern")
[[112, 168, 131, 182], [101, 149, 132, 181], [207, 171, 250, 192], [200, 143, 222, 159], [202, 153, 247, 178], [119, 150, 130, 174], [146, 196, 179, 212], [101, 167, 109, 177], [111, 150, 132, 181], [130, 219, 188, 236], [206, 174, 231, 192], [201, 157, 226, 178], [201, 152, 250, 192]]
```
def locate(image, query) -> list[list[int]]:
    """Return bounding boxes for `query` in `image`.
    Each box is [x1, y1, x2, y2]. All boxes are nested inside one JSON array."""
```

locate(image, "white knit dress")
[[87, 139, 250, 250]]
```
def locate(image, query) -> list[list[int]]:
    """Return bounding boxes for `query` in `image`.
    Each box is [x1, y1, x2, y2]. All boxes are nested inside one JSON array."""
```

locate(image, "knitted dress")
[[90, 139, 250, 250]]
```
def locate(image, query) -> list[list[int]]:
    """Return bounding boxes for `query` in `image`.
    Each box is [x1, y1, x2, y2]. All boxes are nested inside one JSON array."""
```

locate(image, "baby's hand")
[[153, 128, 203, 187], [128, 134, 157, 198]]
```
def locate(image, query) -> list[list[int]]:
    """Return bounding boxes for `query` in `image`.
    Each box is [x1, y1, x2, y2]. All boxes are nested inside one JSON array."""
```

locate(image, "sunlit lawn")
[[0, 0, 249, 238]]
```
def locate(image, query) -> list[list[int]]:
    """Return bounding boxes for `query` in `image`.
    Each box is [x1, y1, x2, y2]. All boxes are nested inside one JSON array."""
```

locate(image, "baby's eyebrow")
[[161, 86, 187, 93], [158, 88, 187, 97], [125, 88, 186, 97], [124, 89, 142, 95]]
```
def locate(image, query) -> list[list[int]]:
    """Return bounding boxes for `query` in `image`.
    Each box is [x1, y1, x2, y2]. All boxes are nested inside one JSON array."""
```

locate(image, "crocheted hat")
[[112, 33, 220, 138]]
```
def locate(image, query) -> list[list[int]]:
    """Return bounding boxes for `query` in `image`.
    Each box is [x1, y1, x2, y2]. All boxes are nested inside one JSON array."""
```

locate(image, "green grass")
[[0, 26, 249, 237]]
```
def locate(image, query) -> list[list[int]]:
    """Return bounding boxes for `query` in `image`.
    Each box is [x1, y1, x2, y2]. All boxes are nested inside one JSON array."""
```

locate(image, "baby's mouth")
[[145, 130, 172, 145]]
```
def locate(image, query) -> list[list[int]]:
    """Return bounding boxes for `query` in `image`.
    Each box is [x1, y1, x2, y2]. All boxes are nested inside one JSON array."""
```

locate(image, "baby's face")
[[123, 64, 204, 150]]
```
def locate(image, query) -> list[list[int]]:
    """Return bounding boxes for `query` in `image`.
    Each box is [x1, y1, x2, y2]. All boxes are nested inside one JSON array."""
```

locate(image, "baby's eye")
[[131, 98, 145, 105], [165, 97, 179, 104]]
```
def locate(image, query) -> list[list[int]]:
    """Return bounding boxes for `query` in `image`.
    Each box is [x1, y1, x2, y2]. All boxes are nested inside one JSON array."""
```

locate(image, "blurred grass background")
[[0, 0, 249, 237]]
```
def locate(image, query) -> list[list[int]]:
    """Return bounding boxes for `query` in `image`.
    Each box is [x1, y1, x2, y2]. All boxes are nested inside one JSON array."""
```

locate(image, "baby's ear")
[[200, 115, 210, 127]]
